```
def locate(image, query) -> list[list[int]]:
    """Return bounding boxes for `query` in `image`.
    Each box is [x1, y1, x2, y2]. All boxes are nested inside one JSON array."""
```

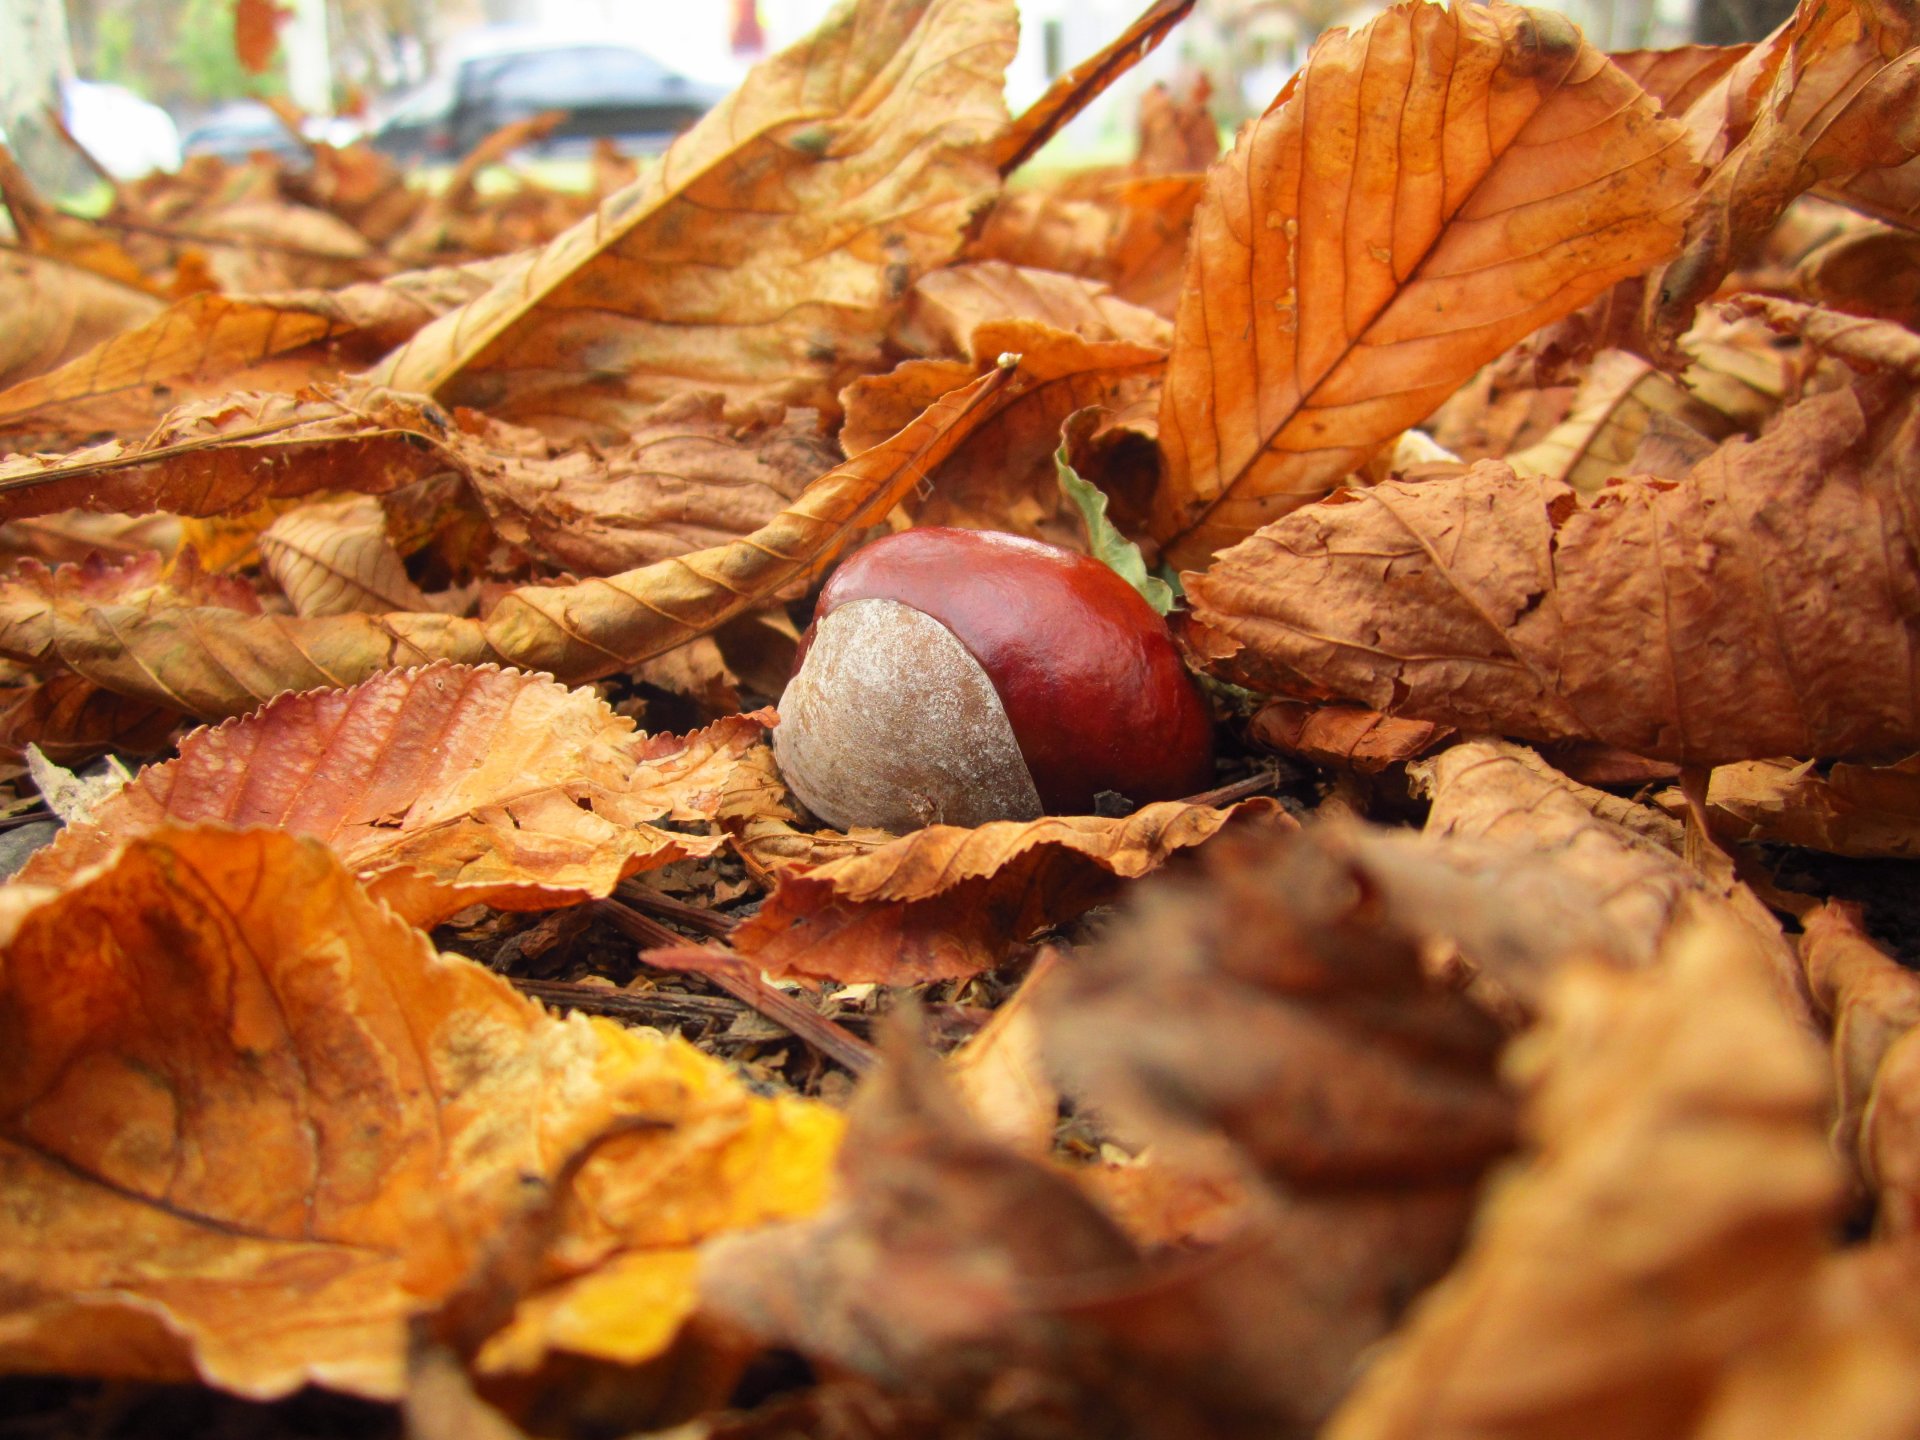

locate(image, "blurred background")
[[0, 0, 1794, 202]]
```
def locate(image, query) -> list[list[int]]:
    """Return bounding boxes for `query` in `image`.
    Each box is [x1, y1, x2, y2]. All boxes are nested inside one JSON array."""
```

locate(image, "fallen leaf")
[[730, 797, 1282, 984], [16, 663, 772, 925], [946, 950, 1063, 1152], [969, 174, 1205, 319], [0, 826, 836, 1399], [1185, 370, 1920, 765], [259, 494, 450, 616], [1132, 76, 1219, 176], [0, 366, 1015, 719], [892, 260, 1171, 357], [1609, 42, 1750, 116], [464, 393, 840, 576], [1248, 701, 1449, 774], [1152, 0, 1699, 567], [372, 0, 1017, 434], [1683, 756, 1920, 857], [0, 249, 163, 392], [0, 676, 178, 762], [1649, 0, 1920, 351], [233, 0, 290, 72], [1323, 907, 1840, 1440], [1801, 901, 1920, 1233]]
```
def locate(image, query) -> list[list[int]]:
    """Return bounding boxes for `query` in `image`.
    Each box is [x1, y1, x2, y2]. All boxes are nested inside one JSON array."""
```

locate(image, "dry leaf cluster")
[[5, 0, 1920, 1434]]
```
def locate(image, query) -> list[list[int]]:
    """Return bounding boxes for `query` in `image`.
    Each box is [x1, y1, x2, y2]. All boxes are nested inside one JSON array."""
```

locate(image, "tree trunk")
[[0, 0, 79, 196]]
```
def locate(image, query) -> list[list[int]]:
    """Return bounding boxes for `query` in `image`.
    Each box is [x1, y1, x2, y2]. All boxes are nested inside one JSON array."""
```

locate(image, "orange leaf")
[[1151, 0, 1698, 567], [730, 797, 1282, 984], [233, 0, 291, 73], [0, 250, 162, 393], [0, 826, 838, 1398], [18, 663, 770, 926], [370, 0, 1017, 433], [0, 366, 1015, 719]]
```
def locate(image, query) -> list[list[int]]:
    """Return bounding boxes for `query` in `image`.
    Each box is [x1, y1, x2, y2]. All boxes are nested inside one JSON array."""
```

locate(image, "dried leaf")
[[892, 260, 1171, 357], [1686, 756, 1920, 857], [730, 798, 1281, 984], [0, 250, 163, 392], [1802, 902, 1920, 1233], [1325, 907, 1838, 1440], [0, 366, 1015, 719], [259, 494, 448, 616], [1609, 42, 1750, 116], [1133, 76, 1219, 176], [1185, 373, 1920, 765], [1794, 227, 1920, 330], [372, 0, 1017, 433], [0, 263, 502, 438], [0, 826, 836, 1399], [1152, 1, 1699, 567], [1649, 0, 1920, 350], [946, 951, 1062, 1152], [0, 676, 178, 763], [17, 664, 771, 926], [233, 0, 290, 72], [465, 393, 839, 575], [969, 174, 1205, 318], [1248, 701, 1448, 773]]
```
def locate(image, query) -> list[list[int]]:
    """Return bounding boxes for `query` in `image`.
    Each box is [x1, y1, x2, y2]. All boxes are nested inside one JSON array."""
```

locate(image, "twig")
[[511, 976, 744, 1028], [613, 879, 737, 936], [1182, 767, 1287, 810]]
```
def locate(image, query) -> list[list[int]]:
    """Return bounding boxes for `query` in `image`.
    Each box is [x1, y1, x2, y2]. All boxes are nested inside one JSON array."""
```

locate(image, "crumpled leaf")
[[729, 797, 1282, 984], [465, 392, 839, 576], [1248, 701, 1448, 774], [1323, 907, 1841, 1440], [1151, 0, 1699, 567], [1801, 902, 1920, 1233], [0, 249, 163, 392], [1132, 75, 1219, 176], [1185, 369, 1920, 766], [372, 0, 1017, 433], [891, 260, 1172, 358], [259, 493, 450, 616], [969, 173, 1205, 319], [1609, 42, 1750, 116], [841, 319, 1163, 538], [0, 365, 1015, 719], [1648, 0, 1920, 350], [1683, 756, 1920, 857], [0, 675, 178, 763], [16, 663, 772, 925], [0, 825, 839, 1400], [0, 385, 468, 522], [706, 823, 1516, 1438]]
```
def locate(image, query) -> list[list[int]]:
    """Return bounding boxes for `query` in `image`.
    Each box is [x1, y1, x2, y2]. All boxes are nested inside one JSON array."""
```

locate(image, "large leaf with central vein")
[[1151, 0, 1698, 568], [370, 0, 1015, 434]]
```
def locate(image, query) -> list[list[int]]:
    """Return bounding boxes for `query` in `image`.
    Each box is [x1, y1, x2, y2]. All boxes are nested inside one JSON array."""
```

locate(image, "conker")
[[773, 527, 1214, 832]]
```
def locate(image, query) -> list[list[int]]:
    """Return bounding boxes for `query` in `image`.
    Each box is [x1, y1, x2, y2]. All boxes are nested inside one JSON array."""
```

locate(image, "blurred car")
[[179, 100, 307, 164], [371, 32, 725, 163]]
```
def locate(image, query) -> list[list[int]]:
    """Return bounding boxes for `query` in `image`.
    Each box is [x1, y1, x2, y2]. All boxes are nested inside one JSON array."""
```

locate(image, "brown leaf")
[[1802, 902, 1920, 1233], [371, 0, 1017, 434], [946, 951, 1063, 1153], [892, 260, 1171, 358], [0, 250, 163, 392], [0, 676, 178, 763], [16, 663, 771, 926], [1609, 42, 1750, 116], [1247, 701, 1449, 774], [1151, 1, 1699, 567], [844, 318, 1165, 538], [0, 262, 503, 439], [1649, 0, 1920, 349], [1686, 756, 1920, 857], [0, 366, 1015, 719], [1133, 76, 1219, 176], [0, 826, 836, 1398], [1795, 227, 1920, 330], [968, 174, 1205, 318], [730, 798, 1282, 984], [0, 385, 468, 523], [259, 494, 450, 616], [1184, 371, 1920, 765], [990, 0, 1196, 177], [465, 393, 839, 575], [1323, 907, 1840, 1440]]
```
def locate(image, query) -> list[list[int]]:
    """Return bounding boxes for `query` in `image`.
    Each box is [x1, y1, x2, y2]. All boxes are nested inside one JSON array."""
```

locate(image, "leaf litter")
[[5, 0, 1920, 1435]]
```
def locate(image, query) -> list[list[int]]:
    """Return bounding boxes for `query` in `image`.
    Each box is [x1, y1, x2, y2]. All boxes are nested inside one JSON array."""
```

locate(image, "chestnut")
[[773, 527, 1214, 832]]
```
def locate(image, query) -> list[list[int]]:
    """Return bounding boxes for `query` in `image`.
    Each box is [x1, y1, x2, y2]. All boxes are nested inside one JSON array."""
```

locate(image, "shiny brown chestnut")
[[773, 527, 1214, 832]]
